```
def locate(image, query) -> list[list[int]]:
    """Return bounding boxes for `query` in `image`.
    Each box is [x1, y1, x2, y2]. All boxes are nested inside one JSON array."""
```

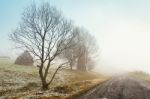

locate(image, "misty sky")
[[1, 0, 150, 73]]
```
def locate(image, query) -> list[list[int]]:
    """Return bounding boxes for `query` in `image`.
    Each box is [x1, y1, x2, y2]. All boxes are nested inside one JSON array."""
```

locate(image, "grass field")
[[0, 59, 107, 98]]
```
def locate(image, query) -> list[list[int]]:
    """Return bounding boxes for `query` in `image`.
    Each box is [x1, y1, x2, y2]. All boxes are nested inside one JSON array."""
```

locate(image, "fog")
[[1, 0, 150, 74], [94, 19, 150, 74]]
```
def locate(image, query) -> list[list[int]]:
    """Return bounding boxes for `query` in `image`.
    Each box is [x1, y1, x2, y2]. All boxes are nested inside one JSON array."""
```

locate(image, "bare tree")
[[75, 27, 98, 71], [61, 27, 98, 71], [59, 29, 80, 70], [10, 3, 75, 89], [60, 48, 76, 70], [86, 57, 96, 71]]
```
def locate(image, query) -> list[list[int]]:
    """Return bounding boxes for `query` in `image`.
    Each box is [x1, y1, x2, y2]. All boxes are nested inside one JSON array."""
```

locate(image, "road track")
[[75, 75, 150, 99]]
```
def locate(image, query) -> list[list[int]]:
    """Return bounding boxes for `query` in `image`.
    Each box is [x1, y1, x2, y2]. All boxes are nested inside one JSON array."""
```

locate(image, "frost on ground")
[[0, 63, 105, 98]]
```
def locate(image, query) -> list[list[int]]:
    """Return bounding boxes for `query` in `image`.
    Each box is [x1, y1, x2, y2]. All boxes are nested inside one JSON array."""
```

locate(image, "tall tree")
[[75, 28, 98, 71], [86, 57, 96, 71], [10, 3, 75, 89], [82, 29, 98, 71], [61, 27, 98, 71], [59, 28, 80, 70]]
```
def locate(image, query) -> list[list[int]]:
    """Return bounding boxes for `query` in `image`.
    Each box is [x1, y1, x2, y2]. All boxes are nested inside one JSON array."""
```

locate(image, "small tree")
[[10, 3, 75, 89]]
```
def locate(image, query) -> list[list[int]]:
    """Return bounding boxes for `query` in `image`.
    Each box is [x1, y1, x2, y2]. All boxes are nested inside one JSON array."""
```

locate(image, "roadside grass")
[[129, 71, 150, 81], [0, 59, 107, 98], [65, 79, 105, 99]]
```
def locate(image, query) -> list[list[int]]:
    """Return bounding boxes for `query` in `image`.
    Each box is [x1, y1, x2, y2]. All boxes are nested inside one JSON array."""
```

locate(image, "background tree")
[[59, 47, 76, 70], [86, 57, 96, 71], [61, 27, 98, 71], [10, 3, 75, 89], [59, 29, 80, 70], [75, 28, 98, 71]]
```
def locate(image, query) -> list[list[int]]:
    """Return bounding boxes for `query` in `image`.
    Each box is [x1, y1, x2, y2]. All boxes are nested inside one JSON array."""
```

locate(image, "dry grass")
[[129, 71, 150, 81], [0, 59, 107, 98]]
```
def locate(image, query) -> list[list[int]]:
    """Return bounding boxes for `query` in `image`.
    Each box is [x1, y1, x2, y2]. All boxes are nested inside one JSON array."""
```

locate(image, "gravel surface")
[[75, 74, 150, 99]]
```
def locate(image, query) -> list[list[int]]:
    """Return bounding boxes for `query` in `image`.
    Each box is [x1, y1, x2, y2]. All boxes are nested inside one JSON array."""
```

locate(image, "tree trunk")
[[39, 75, 49, 90], [70, 61, 73, 70], [39, 64, 49, 90], [42, 82, 49, 90], [40, 75, 49, 90], [77, 54, 86, 71]]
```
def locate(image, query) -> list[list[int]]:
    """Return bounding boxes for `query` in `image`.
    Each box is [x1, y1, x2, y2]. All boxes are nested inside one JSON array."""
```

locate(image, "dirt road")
[[75, 74, 150, 99]]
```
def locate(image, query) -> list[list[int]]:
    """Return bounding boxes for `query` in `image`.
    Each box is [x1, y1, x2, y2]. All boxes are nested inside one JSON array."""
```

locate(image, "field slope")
[[0, 60, 106, 98]]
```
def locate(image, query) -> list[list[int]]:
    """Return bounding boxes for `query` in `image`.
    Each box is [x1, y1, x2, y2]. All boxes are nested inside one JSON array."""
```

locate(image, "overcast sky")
[[1, 0, 150, 74]]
